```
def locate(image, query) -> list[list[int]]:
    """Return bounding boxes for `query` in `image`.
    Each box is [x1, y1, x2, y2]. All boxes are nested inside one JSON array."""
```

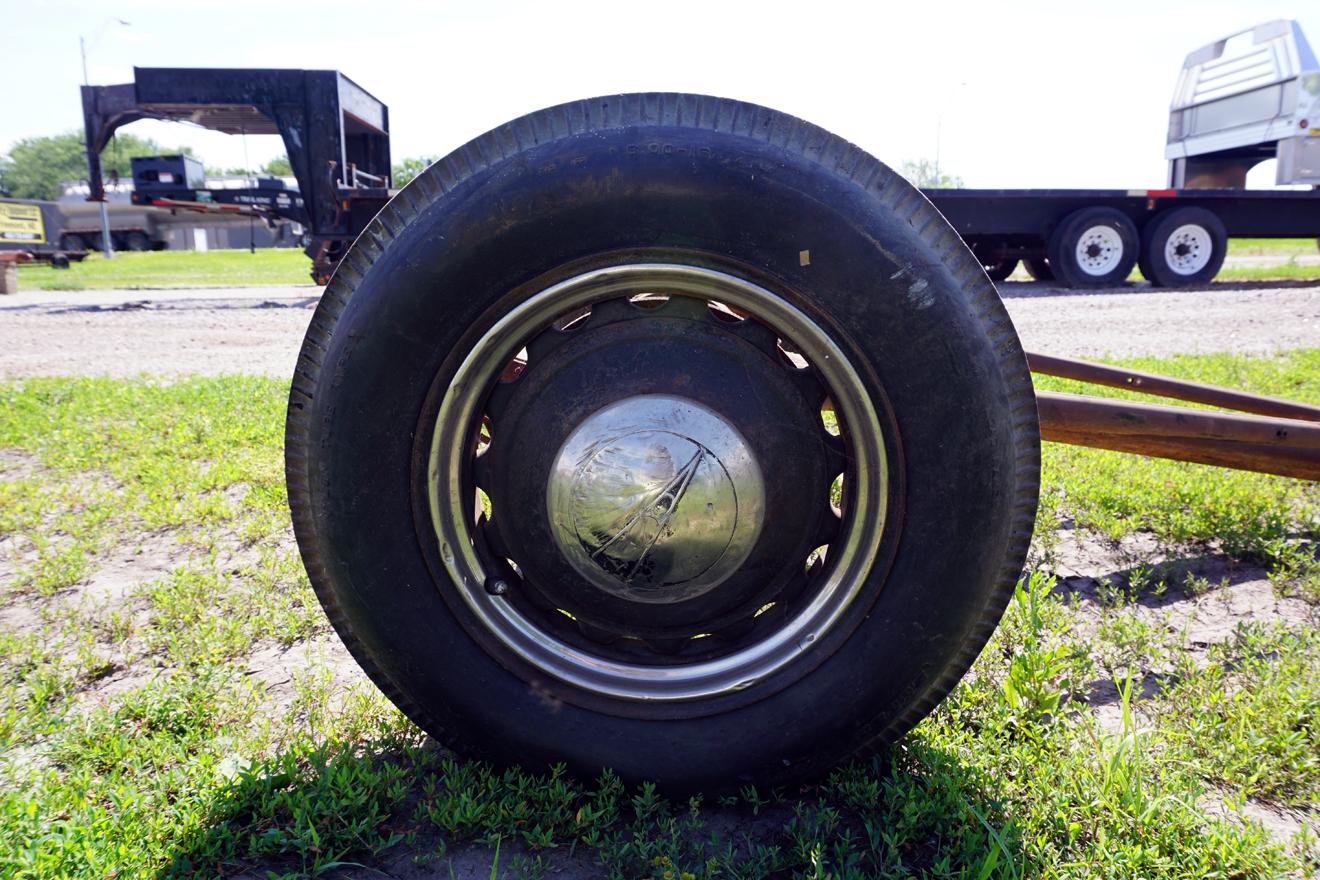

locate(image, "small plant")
[[1001, 573, 1075, 723], [1266, 539, 1320, 606]]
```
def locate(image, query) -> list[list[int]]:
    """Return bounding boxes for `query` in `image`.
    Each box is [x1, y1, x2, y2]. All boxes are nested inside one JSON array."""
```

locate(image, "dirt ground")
[[0, 279, 1316, 378]]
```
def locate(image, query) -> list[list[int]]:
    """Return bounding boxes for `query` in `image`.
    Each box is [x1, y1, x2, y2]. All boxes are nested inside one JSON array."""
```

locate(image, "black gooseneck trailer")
[[81, 67, 392, 283]]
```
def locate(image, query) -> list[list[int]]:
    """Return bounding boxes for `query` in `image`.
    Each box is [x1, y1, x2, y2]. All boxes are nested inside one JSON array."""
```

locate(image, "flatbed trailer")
[[928, 186, 1319, 286], [925, 19, 1320, 289]]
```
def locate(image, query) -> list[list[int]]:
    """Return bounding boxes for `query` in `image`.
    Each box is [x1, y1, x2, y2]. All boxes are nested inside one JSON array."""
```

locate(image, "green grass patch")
[[1216, 261, 1320, 282], [15, 249, 312, 290], [1, 354, 1318, 878], [1157, 623, 1320, 807], [1033, 350, 1320, 556], [1227, 238, 1319, 258]]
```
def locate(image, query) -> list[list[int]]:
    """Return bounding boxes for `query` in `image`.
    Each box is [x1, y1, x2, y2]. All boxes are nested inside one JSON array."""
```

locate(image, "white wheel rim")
[[1074, 225, 1124, 276], [1163, 224, 1212, 275]]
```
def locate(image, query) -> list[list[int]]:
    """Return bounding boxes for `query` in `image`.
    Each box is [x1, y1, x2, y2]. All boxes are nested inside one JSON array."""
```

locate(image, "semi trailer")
[[930, 19, 1320, 288]]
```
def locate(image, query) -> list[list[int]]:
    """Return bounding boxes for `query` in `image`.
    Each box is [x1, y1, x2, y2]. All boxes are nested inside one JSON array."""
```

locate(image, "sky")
[[4, 0, 1318, 190]]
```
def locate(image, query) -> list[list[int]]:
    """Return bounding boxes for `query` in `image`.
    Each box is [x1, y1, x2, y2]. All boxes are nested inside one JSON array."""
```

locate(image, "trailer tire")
[[1023, 258, 1053, 282], [122, 231, 152, 252], [285, 94, 1040, 791], [50, 255, 71, 270], [1138, 207, 1227, 287], [1047, 207, 1139, 288], [981, 257, 1018, 281]]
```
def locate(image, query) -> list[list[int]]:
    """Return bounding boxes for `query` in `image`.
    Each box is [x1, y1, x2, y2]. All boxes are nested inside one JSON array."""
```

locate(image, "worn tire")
[[286, 94, 1039, 791], [1047, 207, 1139, 288], [1138, 207, 1227, 287]]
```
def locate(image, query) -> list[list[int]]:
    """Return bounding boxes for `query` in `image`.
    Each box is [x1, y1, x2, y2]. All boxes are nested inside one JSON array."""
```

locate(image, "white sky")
[[5, 0, 1318, 189]]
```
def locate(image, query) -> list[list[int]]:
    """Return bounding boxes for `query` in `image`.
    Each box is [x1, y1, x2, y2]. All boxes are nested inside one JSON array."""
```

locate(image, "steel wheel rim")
[[426, 263, 888, 702], [1075, 225, 1124, 276], [1164, 224, 1212, 275]]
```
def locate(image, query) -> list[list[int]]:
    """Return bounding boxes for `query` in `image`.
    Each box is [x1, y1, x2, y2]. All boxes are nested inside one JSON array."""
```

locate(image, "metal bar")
[[1036, 391, 1320, 481], [1027, 351, 1320, 423]]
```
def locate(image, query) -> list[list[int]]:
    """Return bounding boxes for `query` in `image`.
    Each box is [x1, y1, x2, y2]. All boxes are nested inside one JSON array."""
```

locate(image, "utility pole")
[[80, 18, 130, 259]]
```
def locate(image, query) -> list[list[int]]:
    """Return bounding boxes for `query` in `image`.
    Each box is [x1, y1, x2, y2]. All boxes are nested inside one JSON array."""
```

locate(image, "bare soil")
[[0, 280, 1316, 378]]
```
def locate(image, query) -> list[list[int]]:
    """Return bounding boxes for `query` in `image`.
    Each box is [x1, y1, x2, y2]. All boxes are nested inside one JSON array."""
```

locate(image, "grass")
[[1227, 238, 1319, 257], [1217, 262, 1320, 282], [15, 249, 312, 290], [1, 352, 1318, 877]]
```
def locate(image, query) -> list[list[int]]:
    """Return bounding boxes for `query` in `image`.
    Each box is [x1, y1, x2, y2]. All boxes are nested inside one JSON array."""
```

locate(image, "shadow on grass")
[[158, 732, 1035, 879]]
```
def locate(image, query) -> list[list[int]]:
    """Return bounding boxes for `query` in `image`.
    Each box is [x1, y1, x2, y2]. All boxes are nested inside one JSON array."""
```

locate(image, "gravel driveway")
[[1, 280, 1317, 378]]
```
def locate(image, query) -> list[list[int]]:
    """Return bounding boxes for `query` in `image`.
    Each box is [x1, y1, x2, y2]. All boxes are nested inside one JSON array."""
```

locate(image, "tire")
[[59, 233, 87, 253], [1138, 207, 1227, 287], [981, 257, 1018, 281], [286, 94, 1040, 791], [122, 231, 151, 252], [1023, 257, 1054, 282], [50, 254, 70, 270], [1047, 207, 1139, 288]]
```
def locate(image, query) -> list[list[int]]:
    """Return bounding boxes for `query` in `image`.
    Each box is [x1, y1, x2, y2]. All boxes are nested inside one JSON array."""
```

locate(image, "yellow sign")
[[0, 202, 46, 244]]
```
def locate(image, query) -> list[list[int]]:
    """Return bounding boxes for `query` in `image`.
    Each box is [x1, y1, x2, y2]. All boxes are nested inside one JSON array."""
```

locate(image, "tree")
[[261, 155, 292, 176], [898, 159, 963, 189], [392, 156, 434, 188], [0, 130, 189, 201]]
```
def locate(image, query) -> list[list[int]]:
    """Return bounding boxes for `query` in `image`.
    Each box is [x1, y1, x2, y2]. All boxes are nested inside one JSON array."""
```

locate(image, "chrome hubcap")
[[548, 395, 764, 604]]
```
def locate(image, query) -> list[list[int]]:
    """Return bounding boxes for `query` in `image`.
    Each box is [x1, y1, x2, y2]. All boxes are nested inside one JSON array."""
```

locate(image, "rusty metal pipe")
[[1036, 391, 1320, 480], [1027, 351, 1320, 423]]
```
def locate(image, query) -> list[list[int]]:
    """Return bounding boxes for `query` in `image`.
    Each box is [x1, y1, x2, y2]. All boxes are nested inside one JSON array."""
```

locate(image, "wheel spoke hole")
[[805, 544, 829, 574], [831, 474, 844, 510], [628, 292, 669, 309], [707, 300, 745, 323], [501, 347, 529, 382], [476, 488, 492, 519], [777, 340, 809, 369], [821, 402, 841, 436], [476, 415, 493, 453]]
